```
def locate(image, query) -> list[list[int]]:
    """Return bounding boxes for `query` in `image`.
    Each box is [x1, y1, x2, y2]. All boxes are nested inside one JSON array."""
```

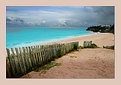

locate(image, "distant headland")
[[86, 24, 114, 34]]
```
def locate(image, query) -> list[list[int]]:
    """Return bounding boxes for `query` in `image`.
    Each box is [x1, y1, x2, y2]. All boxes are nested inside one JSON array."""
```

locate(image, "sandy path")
[[22, 48, 114, 79], [21, 33, 114, 79]]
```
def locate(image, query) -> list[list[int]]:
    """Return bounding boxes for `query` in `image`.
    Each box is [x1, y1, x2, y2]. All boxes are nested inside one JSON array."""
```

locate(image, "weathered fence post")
[[15, 48, 23, 74], [6, 56, 11, 78], [11, 48, 19, 75], [19, 47, 26, 73], [22, 47, 29, 70]]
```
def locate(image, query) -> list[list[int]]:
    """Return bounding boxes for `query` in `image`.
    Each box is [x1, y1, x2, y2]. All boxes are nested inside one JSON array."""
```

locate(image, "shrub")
[[74, 43, 78, 50], [83, 41, 92, 48], [103, 45, 114, 50], [78, 46, 84, 49], [83, 41, 98, 48], [56, 49, 62, 58], [84, 43, 98, 48], [35, 61, 61, 72], [90, 43, 98, 48]]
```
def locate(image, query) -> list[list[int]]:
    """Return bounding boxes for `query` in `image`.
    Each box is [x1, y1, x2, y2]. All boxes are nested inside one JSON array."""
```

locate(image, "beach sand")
[[41, 33, 114, 47], [21, 33, 114, 78]]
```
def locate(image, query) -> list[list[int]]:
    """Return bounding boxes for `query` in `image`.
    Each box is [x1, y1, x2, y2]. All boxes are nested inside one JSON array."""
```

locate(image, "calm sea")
[[6, 27, 92, 48]]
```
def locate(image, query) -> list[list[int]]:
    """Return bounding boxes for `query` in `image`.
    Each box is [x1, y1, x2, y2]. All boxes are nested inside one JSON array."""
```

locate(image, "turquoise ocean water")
[[6, 27, 92, 48]]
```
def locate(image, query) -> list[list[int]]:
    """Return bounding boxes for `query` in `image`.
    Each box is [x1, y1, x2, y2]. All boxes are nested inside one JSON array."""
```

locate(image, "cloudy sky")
[[6, 6, 114, 27]]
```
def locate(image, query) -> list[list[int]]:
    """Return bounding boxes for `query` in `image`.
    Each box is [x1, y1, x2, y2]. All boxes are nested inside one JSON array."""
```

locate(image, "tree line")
[[86, 24, 114, 34]]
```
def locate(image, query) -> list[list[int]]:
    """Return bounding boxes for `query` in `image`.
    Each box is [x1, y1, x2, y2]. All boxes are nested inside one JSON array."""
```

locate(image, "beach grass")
[[103, 45, 114, 50], [35, 61, 61, 72]]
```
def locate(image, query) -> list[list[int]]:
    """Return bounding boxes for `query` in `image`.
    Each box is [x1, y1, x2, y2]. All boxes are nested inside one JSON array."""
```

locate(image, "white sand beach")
[[41, 33, 114, 47], [21, 33, 114, 78]]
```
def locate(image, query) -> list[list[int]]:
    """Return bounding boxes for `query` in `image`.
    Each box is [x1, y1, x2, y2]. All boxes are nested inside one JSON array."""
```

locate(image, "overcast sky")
[[6, 6, 114, 27]]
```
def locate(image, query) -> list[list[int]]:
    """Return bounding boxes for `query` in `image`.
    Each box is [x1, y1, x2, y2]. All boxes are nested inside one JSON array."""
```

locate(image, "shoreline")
[[6, 32, 114, 49], [40, 33, 114, 47], [6, 32, 100, 49]]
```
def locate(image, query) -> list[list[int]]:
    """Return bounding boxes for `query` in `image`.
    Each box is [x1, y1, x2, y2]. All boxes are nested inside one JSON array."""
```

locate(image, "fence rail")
[[6, 42, 79, 78]]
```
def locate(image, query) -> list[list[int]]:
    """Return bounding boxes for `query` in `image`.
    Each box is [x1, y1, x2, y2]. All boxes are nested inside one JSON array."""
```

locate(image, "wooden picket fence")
[[6, 42, 79, 78]]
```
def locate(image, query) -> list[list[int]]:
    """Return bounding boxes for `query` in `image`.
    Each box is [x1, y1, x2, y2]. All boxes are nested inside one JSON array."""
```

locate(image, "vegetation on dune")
[[56, 49, 62, 58], [103, 45, 114, 50], [78, 46, 84, 49], [83, 41, 98, 48], [74, 43, 78, 50], [35, 61, 61, 72], [70, 56, 77, 58], [78, 41, 98, 49], [90, 43, 98, 48], [86, 24, 114, 34], [83, 43, 98, 48]]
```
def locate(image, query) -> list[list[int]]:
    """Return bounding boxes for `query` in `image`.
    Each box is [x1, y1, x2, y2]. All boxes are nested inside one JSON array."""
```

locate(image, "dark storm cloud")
[[92, 6, 114, 25]]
